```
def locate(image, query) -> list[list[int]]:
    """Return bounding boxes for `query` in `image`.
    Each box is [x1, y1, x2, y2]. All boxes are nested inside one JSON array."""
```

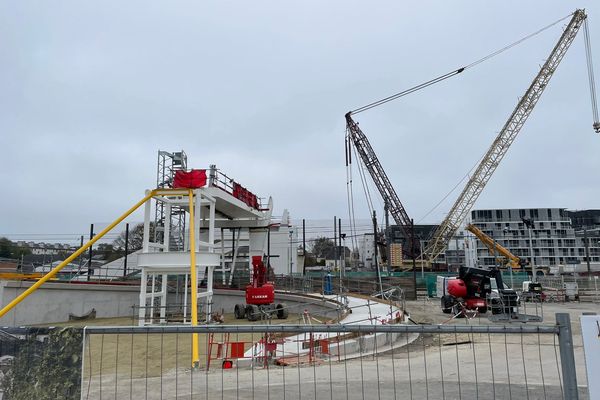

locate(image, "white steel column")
[[206, 265, 214, 320], [149, 274, 156, 325], [221, 228, 226, 285], [183, 273, 188, 324], [160, 274, 167, 323], [138, 270, 147, 326]]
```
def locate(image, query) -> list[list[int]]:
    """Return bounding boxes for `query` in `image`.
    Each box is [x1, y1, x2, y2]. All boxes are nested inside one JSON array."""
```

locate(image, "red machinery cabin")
[[245, 283, 275, 305]]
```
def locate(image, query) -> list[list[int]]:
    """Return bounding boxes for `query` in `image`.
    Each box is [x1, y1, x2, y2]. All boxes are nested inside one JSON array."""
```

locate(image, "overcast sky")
[[1, 1, 599, 242]]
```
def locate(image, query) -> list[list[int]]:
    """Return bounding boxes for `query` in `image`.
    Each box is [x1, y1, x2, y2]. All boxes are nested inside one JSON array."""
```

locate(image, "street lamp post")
[[522, 218, 536, 282]]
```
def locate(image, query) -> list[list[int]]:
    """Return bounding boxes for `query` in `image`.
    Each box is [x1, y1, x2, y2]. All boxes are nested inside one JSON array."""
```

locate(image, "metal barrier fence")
[[72, 313, 584, 400]]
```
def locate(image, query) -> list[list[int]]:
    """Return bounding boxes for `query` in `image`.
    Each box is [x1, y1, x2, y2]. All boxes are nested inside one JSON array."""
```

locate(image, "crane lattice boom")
[[345, 112, 413, 242], [425, 9, 588, 262]]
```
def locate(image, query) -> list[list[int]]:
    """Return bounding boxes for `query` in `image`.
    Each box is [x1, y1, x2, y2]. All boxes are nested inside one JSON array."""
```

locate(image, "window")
[[533, 209, 539, 219], [519, 209, 526, 218], [496, 210, 503, 219]]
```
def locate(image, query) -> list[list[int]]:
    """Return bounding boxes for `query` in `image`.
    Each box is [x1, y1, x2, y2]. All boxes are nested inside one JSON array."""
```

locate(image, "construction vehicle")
[[233, 255, 288, 321], [465, 223, 526, 269], [522, 281, 544, 302], [439, 266, 519, 317], [345, 112, 417, 257], [425, 9, 598, 264], [345, 10, 598, 269]]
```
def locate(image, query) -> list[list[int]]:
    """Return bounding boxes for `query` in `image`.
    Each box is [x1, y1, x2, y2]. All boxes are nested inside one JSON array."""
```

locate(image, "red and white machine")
[[234, 256, 288, 321]]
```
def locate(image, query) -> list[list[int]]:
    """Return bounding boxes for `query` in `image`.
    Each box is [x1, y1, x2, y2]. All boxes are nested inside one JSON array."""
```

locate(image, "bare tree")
[[113, 223, 154, 252]]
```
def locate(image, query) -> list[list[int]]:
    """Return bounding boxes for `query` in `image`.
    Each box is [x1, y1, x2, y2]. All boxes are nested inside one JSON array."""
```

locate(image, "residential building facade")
[[469, 208, 600, 273]]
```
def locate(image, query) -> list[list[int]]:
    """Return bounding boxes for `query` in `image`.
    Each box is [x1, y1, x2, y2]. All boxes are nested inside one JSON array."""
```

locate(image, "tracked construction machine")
[[439, 266, 521, 318], [233, 256, 289, 322]]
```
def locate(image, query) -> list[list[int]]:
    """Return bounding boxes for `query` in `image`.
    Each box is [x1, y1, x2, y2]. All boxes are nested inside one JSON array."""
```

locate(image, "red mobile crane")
[[233, 256, 288, 321]]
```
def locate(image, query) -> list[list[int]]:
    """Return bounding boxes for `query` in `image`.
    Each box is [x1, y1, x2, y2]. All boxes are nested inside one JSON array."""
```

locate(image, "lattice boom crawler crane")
[[234, 256, 288, 321]]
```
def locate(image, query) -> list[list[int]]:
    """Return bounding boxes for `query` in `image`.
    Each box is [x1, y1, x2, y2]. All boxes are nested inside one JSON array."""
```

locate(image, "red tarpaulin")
[[173, 169, 207, 189]]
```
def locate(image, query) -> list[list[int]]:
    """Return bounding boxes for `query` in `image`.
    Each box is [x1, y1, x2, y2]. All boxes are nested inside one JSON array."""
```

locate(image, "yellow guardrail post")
[[0, 190, 157, 320], [188, 189, 200, 368]]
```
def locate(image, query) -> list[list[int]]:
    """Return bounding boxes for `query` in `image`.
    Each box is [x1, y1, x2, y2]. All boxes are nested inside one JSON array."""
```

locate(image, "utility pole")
[[338, 218, 343, 274], [420, 240, 424, 278], [338, 218, 343, 293], [385, 202, 390, 271], [78, 235, 84, 271], [123, 223, 129, 277], [333, 216, 337, 273], [411, 219, 417, 300], [522, 217, 536, 281], [583, 227, 591, 277], [302, 219, 306, 276], [373, 211, 383, 295], [87, 224, 94, 281]]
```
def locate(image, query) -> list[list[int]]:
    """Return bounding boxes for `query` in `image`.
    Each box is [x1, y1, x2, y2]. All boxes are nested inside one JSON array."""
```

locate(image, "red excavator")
[[234, 256, 288, 321]]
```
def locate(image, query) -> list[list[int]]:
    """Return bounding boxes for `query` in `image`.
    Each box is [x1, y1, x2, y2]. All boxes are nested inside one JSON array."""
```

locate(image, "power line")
[[349, 11, 573, 115]]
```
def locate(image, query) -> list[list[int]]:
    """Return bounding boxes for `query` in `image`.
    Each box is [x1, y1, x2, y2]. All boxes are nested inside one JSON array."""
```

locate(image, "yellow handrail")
[[0, 190, 157, 319]]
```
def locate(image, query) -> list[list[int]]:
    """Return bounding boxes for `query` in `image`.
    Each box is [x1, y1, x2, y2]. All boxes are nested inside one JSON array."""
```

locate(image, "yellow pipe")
[[188, 189, 200, 367], [0, 190, 157, 320]]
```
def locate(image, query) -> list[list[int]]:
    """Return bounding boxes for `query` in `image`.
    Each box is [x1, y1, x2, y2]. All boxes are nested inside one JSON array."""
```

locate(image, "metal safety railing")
[[34, 313, 583, 400]]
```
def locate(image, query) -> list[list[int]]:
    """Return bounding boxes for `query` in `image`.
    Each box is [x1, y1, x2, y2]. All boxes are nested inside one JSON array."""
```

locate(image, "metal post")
[[123, 223, 129, 277], [373, 211, 383, 296], [87, 224, 94, 281], [384, 202, 390, 270], [556, 313, 579, 399], [289, 229, 293, 275], [529, 226, 536, 282], [338, 218, 343, 274], [333, 216, 338, 273], [420, 240, 424, 278], [583, 227, 591, 277], [78, 235, 83, 271], [302, 219, 306, 276], [267, 225, 271, 268], [411, 219, 417, 300]]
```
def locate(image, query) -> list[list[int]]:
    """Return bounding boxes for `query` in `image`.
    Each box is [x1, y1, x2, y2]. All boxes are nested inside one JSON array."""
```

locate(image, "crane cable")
[[583, 18, 600, 132], [349, 12, 574, 116], [345, 133, 359, 261]]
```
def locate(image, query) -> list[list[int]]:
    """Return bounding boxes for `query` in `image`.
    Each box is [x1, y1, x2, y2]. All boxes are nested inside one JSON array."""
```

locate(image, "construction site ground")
[[39, 313, 313, 379], [78, 299, 597, 399]]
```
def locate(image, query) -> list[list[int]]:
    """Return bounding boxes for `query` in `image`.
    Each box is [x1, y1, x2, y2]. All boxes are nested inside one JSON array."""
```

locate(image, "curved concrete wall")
[[0, 280, 139, 327]]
